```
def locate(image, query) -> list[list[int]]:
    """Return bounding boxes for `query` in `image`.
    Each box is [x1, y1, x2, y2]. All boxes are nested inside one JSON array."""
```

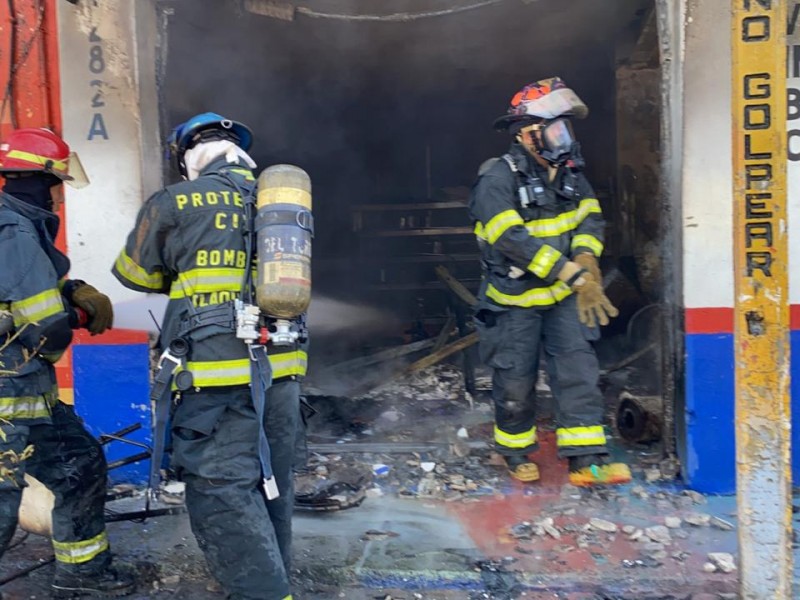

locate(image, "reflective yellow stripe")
[[270, 350, 308, 379], [170, 267, 245, 299], [10, 288, 63, 326], [524, 198, 601, 237], [52, 531, 109, 565], [186, 358, 251, 387], [114, 250, 164, 290], [494, 425, 537, 449], [0, 395, 54, 420], [282, 596, 293, 600], [484, 209, 524, 244], [229, 167, 256, 182], [571, 234, 604, 257], [556, 426, 607, 447], [527, 245, 562, 279], [474, 222, 487, 241], [5, 149, 67, 171], [486, 281, 572, 308]]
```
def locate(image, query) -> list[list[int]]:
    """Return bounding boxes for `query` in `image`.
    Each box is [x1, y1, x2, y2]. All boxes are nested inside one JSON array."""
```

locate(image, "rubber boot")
[[568, 454, 631, 487], [51, 566, 135, 598], [504, 455, 540, 482]]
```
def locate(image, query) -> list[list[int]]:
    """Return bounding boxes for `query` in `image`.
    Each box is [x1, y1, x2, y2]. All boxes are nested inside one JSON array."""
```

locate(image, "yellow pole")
[[732, 1, 792, 597]]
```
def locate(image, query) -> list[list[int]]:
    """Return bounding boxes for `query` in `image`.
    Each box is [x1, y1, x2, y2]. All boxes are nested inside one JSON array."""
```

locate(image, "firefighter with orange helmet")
[[0, 129, 133, 596], [470, 78, 631, 486]]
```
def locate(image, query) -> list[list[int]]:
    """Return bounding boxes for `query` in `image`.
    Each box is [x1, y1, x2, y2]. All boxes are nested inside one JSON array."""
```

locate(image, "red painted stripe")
[[791, 305, 800, 330], [74, 329, 150, 346], [685, 307, 734, 334], [687, 305, 800, 334]]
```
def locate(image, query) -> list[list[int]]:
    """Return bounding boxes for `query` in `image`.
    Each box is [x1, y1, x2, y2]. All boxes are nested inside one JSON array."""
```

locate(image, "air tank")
[[255, 164, 312, 318]]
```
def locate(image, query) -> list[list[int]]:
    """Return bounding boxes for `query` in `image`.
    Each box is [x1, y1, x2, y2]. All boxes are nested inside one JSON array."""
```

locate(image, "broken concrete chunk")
[[664, 516, 682, 529], [682, 489, 707, 505], [630, 485, 648, 499], [622, 525, 636, 535], [457, 427, 469, 439], [589, 518, 618, 533], [542, 523, 561, 540], [710, 516, 735, 531], [644, 468, 662, 482], [644, 525, 672, 545], [702, 562, 718, 573], [628, 528, 644, 541], [160, 575, 181, 587], [684, 513, 711, 527], [708, 552, 736, 573]]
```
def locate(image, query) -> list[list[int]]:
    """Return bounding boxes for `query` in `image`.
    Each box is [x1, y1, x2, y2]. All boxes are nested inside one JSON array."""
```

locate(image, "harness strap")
[[249, 344, 279, 499], [148, 350, 184, 499]]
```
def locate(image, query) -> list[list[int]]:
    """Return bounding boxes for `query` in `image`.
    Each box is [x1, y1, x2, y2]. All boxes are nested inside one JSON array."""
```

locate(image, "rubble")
[[681, 490, 707, 505], [644, 525, 672, 545], [710, 516, 735, 531], [702, 562, 718, 573], [664, 516, 682, 529], [589, 518, 618, 533], [684, 513, 711, 527], [708, 552, 737, 573]]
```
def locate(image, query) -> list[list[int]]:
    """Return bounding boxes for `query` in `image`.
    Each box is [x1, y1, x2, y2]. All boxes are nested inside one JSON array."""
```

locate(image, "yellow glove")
[[572, 274, 618, 328], [573, 253, 602, 285], [70, 282, 114, 335]]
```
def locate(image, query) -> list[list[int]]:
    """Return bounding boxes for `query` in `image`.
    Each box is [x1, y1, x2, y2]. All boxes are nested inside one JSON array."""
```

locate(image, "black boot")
[[51, 566, 135, 598]]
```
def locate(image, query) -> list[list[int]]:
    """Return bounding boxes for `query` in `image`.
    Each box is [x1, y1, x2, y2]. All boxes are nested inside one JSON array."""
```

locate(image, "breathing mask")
[[520, 118, 580, 166]]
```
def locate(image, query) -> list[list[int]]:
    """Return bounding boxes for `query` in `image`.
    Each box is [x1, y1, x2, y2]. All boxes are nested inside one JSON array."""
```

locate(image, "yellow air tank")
[[255, 164, 312, 318]]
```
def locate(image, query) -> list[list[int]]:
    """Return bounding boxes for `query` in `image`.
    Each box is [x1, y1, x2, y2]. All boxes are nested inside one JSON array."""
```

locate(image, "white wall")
[[57, 0, 162, 324], [788, 1, 800, 305], [681, 0, 734, 310]]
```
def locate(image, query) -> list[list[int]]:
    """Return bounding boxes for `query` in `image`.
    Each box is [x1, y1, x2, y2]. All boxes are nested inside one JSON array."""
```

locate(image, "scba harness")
[[148, 170, 308, 504]]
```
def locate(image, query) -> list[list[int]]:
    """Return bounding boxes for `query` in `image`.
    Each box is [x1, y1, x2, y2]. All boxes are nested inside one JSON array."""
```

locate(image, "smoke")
[[306, 295, 402, 337]]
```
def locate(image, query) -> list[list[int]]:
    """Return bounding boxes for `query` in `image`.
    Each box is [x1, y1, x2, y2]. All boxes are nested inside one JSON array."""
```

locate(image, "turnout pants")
[[171, 380, 300, 600], [476, 295, 608, 458], [0, 402, 110, 572]]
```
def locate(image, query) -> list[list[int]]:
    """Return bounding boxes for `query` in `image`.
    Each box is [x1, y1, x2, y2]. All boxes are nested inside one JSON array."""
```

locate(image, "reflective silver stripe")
[[0, 389, 56, 420], [270, 350, 308, 378], [556, 426, 607, 447], [185, 358, 251, 387], [10, 288, 63, 326], [170, 267, 245, 299], [52, 531, 109, 564]]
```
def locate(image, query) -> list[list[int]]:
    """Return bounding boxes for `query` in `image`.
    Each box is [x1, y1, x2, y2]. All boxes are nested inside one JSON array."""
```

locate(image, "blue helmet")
[[167, 112, 253, 175]]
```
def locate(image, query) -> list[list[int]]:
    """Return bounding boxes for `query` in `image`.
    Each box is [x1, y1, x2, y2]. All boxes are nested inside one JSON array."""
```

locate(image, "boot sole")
[[508, 463, 540, 483], [51, 583, 135, 598]]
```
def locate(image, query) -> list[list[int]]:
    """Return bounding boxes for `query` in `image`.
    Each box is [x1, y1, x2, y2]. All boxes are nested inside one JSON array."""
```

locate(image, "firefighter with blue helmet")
[[0, 128, 134, 596], [471, 78, 632, 487], [113, 112, 306, 600]]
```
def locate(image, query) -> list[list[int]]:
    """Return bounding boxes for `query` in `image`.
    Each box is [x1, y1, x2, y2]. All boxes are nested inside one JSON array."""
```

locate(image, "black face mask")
[[2, 174, 61, 212]]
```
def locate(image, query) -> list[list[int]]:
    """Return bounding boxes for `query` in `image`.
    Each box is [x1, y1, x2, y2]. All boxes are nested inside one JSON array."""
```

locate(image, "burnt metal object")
[[616, 392, 662, 443]]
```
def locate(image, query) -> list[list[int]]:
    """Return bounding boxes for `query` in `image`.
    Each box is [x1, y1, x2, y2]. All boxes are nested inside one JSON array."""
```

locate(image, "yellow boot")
[[568, 454, 631, 487], [505, 455, 540, 483]]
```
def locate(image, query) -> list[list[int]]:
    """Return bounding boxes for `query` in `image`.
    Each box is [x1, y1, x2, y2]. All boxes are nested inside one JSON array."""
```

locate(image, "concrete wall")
[[681, 0, 800, 493], [57, 0, 160, 482]]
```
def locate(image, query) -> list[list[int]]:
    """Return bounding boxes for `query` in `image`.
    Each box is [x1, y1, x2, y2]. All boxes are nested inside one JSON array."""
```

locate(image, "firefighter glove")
[[573, 252, 602, 284], [65, 280, 114, 335], [572, 274, 618, 328]]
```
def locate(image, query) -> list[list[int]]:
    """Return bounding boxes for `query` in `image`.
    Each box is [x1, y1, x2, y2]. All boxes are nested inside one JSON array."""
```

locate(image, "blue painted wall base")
[[685, 331, 800, 494], [73, 343, 152, 483]]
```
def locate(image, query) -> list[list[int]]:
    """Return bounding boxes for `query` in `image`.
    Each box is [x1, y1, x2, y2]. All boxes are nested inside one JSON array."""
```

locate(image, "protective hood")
[[183, 140, 257, 181]]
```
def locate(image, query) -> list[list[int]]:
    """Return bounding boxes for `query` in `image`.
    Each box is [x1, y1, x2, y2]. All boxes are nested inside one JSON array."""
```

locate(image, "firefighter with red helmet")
[[470, 78, 631, 486], [0, 129, 133, 596]]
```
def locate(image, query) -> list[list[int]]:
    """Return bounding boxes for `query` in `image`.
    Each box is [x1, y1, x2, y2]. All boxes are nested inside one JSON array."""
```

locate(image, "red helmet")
[[494, 77, 589, 131], [0, 128, 88, 187]]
